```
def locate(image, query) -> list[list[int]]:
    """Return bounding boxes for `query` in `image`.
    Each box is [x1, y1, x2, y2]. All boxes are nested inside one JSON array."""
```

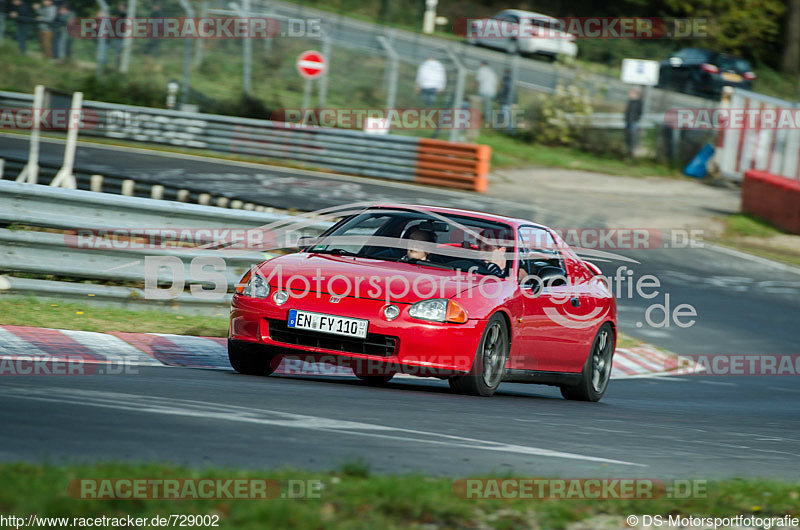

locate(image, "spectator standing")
[[52, 2, 71, 58], [8, 0, 34, 53], [415, 55, 446, 108], [111, 0, 127, 67], [497, 67, 517, 133], [475, 60, 497, 128], [143, 1, 163, 56], [36, 0, 55, 58], [624, 88, 643, 157], [0, 0, 7, 44]]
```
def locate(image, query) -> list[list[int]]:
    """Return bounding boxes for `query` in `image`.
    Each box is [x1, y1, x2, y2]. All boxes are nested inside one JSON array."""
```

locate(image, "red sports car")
[[228, 205, 616, 401]]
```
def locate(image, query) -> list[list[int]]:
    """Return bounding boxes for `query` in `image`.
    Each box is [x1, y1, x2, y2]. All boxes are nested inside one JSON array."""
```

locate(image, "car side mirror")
[[297, 235, 316, 249]]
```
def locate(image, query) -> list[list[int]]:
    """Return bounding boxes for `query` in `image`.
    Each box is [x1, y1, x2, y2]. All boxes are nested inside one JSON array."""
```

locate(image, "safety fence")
[[716, 89, 800, 182], [0, 90, 491, 192]]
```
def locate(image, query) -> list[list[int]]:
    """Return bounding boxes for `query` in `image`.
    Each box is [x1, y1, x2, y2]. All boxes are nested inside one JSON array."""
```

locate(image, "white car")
[[466, 9, 577, 60]]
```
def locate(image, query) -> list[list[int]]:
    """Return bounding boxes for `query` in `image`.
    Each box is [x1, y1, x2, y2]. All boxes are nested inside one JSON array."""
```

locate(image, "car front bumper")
[[229, 294, 486, 375]]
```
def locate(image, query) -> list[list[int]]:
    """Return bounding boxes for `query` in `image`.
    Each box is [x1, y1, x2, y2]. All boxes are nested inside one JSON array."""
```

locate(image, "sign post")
[[50, 91, 83, 189], [296, 50, 326, 121], [620, 58, 660, 116], [16, 84, 44, 184]]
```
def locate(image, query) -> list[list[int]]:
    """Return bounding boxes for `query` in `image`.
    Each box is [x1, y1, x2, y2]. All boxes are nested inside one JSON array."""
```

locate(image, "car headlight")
[[235, 270, 270, 299], [408, 299, 468, 324]]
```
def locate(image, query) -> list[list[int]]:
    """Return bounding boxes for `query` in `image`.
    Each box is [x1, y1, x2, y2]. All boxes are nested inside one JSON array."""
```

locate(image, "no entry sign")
[[296, 50, 326, 79]]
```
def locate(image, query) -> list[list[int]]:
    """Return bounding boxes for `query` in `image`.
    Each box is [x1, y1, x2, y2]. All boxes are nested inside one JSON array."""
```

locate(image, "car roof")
[[674, 47, 747, 60], [500, 9, 560, 22], [367, 203, 540, 230]]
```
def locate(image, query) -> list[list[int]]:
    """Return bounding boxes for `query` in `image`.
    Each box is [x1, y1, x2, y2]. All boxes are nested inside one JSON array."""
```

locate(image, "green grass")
[[479, 131, 682, 178], [723, 213, 786, 238], [711, 214, 800, 268], [0, 462, 798, 529], [0, 296, 229, 336]]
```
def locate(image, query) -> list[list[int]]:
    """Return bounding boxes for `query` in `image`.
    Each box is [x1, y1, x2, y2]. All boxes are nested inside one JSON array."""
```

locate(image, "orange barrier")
[[742, 170, 800, 235], [415, 139, 491, 192]]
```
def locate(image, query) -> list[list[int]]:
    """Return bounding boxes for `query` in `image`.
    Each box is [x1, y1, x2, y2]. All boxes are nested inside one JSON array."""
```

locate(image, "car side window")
[[518, 226, 565, 278], [675, 48, 705, 64]]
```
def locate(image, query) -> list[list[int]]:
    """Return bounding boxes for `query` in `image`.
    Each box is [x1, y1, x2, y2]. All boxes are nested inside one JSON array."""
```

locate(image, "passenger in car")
[[403, 228, 437, 261]]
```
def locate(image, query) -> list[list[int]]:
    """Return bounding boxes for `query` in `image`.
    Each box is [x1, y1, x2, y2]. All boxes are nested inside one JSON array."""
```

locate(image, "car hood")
[[256, 252, 475, 304]]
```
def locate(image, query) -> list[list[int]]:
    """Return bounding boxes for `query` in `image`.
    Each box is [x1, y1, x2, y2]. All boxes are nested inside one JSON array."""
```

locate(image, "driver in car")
[[478, 228, 528, 282]]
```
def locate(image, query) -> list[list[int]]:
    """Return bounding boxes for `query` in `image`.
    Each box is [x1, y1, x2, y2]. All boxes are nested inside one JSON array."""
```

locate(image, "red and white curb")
[[0, 325, 691, 378]]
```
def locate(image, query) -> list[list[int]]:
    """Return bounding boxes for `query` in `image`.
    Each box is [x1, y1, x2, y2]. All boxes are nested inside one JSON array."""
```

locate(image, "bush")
[[527, 82, 593, 148]]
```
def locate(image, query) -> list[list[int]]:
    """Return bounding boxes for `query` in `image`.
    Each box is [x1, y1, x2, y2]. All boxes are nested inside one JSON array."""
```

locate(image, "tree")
[[782, 0, 800, 74]]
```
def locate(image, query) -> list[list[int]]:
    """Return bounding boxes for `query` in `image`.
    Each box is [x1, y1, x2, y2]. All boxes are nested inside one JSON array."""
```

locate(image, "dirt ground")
[[488, 167, 740, 234]]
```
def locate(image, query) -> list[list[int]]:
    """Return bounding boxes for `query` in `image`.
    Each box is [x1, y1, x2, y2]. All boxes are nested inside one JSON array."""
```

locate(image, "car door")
[[517, 227, 592, 373]]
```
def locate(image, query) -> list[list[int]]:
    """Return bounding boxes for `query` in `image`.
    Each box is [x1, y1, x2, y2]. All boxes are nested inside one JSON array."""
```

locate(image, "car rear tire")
[[228, 339, 280, 376], [449, 314, 509, 397], [560, 323, 614, 402]]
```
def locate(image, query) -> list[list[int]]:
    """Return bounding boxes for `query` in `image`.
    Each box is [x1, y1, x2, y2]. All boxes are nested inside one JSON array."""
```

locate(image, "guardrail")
[[0, 90, 491, 192], [0, 180, 331, 311]]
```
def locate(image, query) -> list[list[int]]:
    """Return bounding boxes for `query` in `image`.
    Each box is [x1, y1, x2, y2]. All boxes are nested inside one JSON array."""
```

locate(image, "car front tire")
[[228, 339, 280, 376], [449, 314, 509, 397], [560, 323, 614, 402]]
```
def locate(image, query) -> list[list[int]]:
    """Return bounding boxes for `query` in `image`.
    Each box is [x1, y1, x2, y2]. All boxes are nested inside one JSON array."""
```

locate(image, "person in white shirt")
[[415, 56, 446, 108], [475, 61, 497, 128]]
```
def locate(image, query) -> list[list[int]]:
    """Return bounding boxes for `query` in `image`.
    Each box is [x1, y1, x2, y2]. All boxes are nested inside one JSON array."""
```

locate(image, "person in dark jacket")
[[624, 88, 643, 157], [52, 2, 72, 58], [143, 1, 163, 55], [1, 0, 8, 43], [497, 68, 517, 133], [8, 0, 35, 53], [110, 0, 126, 66]]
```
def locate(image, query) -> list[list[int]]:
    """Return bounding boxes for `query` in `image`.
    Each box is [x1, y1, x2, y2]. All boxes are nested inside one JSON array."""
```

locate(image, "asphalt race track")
[[1, 135, 799, 479], [2, 369, 799, 479]]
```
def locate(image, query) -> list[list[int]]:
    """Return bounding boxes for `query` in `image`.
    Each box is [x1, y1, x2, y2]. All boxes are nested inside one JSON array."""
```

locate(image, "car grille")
[[267, 319, 398, 357]]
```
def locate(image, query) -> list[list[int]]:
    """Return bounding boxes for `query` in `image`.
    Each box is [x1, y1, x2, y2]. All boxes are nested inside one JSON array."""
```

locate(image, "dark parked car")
[[658, 48, 755, 98]]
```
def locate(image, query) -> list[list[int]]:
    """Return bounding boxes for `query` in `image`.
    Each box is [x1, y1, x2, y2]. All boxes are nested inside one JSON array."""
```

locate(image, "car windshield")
[[305, 207, 516, 276]]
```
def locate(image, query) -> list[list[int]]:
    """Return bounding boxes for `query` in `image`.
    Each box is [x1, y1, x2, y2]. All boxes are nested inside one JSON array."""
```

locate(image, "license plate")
[[721, 72, 742, 82], [287, 309, 368, 339]]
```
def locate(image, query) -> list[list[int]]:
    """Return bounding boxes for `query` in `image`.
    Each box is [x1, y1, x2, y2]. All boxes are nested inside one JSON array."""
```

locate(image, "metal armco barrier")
[[0, 90, 491, 192], [0, 181, 331, 306]]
